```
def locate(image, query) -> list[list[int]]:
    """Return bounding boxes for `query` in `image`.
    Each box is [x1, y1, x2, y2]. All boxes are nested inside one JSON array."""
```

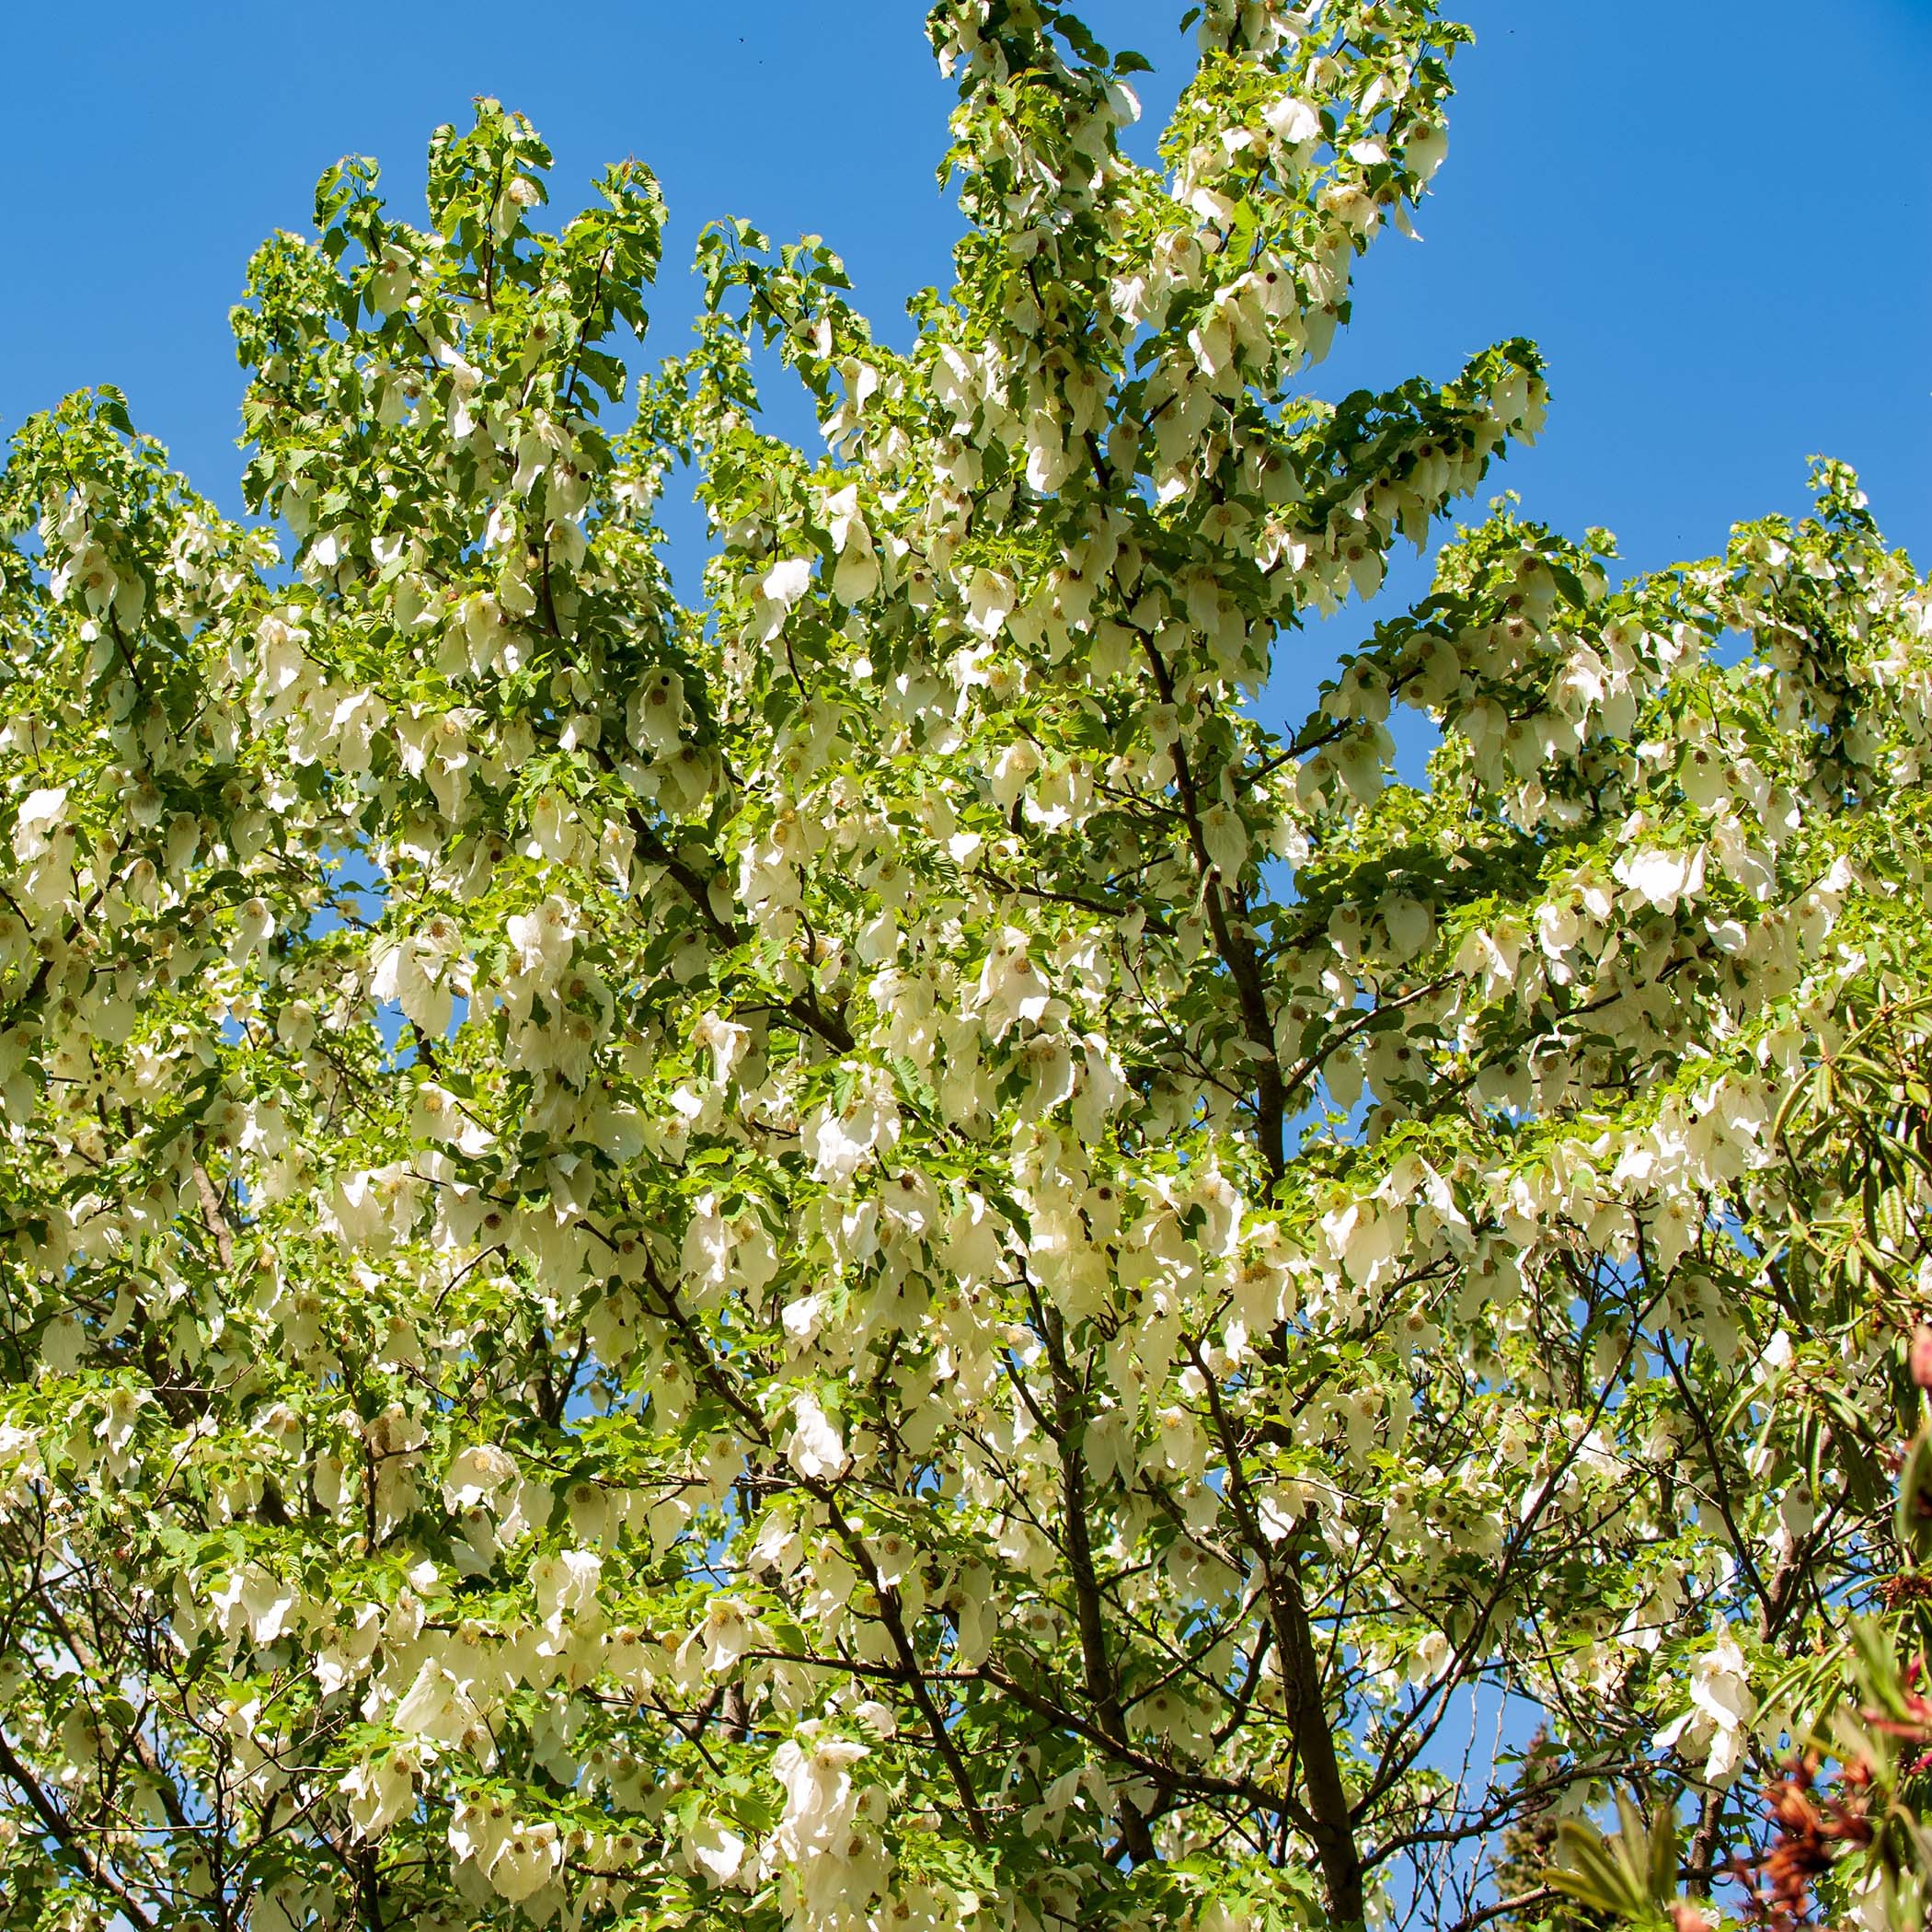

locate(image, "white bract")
[[2, 11, 1930, 1932]]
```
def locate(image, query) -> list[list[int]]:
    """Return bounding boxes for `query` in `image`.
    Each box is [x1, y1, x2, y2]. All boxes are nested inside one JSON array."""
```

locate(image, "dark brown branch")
[[1032, 1286, 1155, 1863], [0, 1728, 157, 1931], [1184, 1340, 1363, 1922]]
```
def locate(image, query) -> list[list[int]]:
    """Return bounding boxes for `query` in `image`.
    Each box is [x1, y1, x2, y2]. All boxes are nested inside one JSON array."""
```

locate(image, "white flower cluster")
[[0, 12, 1926, 1932]]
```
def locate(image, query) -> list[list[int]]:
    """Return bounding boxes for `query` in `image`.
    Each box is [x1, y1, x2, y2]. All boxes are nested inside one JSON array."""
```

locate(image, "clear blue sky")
[[8, 0, 1928, 730]]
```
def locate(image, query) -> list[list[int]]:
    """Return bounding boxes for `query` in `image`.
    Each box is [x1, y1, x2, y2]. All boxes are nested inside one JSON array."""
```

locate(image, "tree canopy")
[[3, 6, 1931, 1931]]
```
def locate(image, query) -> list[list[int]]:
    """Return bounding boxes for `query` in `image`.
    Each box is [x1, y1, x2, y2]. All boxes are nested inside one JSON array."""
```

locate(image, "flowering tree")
[[3, 5, 1930, 1931]]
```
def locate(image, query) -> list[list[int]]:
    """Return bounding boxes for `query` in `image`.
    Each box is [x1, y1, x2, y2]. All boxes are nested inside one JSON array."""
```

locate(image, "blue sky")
[[8, 0, 1928, 731]]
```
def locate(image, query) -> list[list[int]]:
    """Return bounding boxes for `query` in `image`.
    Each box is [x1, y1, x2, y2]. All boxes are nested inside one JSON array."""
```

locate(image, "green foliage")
[[1, 8, 1929, 1932]]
